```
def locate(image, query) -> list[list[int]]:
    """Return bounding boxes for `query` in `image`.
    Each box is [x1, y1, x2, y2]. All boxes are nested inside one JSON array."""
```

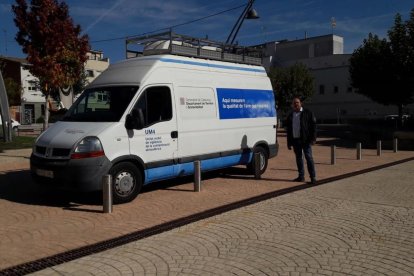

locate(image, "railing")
[[125, 31, 263, 66], [17, 124, 44, 136]]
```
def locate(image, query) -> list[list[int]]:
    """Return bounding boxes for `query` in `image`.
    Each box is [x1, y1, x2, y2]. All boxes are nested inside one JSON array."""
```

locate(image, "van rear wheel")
[[109, 162, 142, 204], [247, 146, 268, 175]]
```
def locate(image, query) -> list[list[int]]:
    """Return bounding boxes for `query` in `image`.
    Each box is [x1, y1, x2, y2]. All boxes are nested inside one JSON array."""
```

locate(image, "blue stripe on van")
[[158, 57, 266, 73], [144, 152, 252, 184]]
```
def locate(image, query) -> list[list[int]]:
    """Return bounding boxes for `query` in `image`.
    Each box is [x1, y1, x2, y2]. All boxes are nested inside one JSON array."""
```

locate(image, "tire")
[[247, 146, 269, 175], [109, 162, 142, 204]]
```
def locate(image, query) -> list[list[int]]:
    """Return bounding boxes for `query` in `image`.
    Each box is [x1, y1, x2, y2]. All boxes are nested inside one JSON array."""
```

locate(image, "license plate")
[[36, 169, 54, 178]]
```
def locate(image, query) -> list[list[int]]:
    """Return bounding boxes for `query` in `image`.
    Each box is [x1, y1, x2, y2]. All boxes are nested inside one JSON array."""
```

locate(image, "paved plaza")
[[33, 160, 414, 275], [0, 134, 413, 275]]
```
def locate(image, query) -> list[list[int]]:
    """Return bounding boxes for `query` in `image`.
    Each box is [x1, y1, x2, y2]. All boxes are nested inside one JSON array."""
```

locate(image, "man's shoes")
[[293, 176, 305, 182], [310, 178, 317, 185]]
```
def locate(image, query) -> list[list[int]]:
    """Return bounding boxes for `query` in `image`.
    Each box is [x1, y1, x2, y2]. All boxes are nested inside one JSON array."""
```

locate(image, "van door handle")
[[171, 131, 178, 138]]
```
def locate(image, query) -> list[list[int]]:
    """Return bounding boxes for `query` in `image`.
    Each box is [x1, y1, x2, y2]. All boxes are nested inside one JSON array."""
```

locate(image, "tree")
[[349, 9, 414, 127], [12, 0, 89, 127], [4, 78, 22, 106], [0, 60, 22, 106], [268, 63, 315, 115], [72, 70, 88, 96]]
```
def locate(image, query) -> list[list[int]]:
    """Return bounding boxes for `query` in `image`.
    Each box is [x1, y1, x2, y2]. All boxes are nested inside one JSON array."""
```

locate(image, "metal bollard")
[[331, 145, 336, 165], [393, 138, 398, 153], [254, 152, 261, 179], [194, 160, 201, 192], [356, 142, 362, 160], [102, 175, 113, 213], [377, 140, 382, 156]]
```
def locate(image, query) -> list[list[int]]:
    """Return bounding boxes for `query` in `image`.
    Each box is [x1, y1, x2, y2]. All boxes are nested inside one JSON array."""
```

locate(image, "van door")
[[128, 85, 178, 183]]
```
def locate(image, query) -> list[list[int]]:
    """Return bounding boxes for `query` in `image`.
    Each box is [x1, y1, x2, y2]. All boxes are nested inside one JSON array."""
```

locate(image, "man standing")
[[286, 96, 317, 184]]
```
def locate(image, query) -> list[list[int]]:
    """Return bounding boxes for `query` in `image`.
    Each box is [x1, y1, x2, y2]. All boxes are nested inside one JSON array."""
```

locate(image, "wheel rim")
[[114, 171, 135, 196], [259, 152, 266, 170]]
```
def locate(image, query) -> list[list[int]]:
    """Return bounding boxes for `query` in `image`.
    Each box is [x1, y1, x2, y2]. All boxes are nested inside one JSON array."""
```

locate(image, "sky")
[[0, 0, 413, 63]]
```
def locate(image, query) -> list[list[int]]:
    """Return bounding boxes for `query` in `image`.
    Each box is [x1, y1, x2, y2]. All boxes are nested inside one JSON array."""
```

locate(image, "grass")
[[0, 135, 36, 151]]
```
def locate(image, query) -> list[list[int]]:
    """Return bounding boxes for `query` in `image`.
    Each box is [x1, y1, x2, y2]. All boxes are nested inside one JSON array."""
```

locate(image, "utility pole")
[[0, 72, 12, 142], [331, 17, 336, 35]]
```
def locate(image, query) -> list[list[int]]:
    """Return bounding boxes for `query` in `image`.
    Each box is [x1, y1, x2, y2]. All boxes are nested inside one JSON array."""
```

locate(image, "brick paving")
[[32, 160, 414, 276], [0, 133, 414, 274]]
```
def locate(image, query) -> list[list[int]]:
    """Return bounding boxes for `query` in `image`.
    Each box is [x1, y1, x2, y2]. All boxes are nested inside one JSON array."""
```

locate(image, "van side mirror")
[[125, 114, 136, 130], [125, 109, 145, 130]]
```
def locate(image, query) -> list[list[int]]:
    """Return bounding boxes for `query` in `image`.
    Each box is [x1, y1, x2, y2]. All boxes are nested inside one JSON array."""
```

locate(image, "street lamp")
[[225, 0, 259, 46]]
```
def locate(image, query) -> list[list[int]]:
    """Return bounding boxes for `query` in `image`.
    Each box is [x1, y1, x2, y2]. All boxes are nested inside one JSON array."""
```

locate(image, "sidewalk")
[[32, 160, 414, 275], [0, 135, 413, 273], [0, 148, 31, 171]]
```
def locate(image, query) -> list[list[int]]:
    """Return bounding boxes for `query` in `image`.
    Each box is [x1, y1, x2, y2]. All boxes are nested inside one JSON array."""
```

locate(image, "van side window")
[[134, 86, 172, 127]]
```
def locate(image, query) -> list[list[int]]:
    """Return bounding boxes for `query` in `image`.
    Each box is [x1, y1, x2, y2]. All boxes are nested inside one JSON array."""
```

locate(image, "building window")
[[97, 92, 108, 102], [24, 104, 35, 124], [333, 86, 339, 93], [319, 85, 325, 95], [347, 87, 353, 93]]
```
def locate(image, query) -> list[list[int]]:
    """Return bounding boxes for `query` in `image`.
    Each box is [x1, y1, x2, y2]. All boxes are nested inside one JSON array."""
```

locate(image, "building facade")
[[0, 56, 43, 124], [85, 50, 110, 84], [261, 35, 411, 122], [0, 51, 109, 124]]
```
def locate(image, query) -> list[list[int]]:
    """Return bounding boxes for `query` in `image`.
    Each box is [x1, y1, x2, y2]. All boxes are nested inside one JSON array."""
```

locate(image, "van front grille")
[[52, 148, 71, 157], [36, 146, 46, 155], [35, 146, 71, 158]]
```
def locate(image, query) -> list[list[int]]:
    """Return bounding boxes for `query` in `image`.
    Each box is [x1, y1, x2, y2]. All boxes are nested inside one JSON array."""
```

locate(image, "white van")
[[31, 35, 278, 203]]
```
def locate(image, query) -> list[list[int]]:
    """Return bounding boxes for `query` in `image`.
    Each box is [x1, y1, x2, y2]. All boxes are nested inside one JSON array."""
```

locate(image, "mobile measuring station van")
[[30, 32, 279, 203]]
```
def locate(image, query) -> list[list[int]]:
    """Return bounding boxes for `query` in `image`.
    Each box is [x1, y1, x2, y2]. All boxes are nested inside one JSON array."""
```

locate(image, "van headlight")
[[71, 137, 105, 159]]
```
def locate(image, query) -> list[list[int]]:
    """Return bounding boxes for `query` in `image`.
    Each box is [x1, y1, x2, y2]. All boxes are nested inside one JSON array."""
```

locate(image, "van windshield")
[[62, 86, 139, 122]]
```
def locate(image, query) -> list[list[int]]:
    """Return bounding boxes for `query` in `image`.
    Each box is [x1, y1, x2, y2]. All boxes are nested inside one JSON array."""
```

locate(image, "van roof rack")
[[125, 31, 263, 66]]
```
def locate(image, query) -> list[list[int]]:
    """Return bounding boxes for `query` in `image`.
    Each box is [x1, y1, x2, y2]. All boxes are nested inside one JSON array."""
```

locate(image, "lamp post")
[[225, 0, 259, 46], [0, 71, 12, 142]]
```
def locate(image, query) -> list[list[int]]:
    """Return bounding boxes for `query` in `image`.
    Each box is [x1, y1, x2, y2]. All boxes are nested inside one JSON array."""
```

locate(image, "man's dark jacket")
[[286, 108, 317, 148]]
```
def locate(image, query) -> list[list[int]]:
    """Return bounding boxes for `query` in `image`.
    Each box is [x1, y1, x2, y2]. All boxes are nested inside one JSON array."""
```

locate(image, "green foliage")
[[3, 77, 22, 106], [12, 0, 90, 92], [350, 9, 414, 121], [0, 135, 36, 151], [35, 116, 44, 124], [268, 63, 315, 113], [72, 70, 88, 95]]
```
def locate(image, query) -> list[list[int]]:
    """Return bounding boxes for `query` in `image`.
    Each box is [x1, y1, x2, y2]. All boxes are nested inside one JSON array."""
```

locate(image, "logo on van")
[[65, 129, 85, 134], [145, 129, 155, 135]]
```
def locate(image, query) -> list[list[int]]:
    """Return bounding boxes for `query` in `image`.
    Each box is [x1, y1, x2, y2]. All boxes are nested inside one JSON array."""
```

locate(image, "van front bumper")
[[30, 154, 112, 192]]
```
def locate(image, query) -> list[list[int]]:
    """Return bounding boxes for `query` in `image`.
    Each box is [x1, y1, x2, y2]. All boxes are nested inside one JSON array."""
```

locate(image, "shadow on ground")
[[0, 170, 102, 207], [0, 167, 266, 208]]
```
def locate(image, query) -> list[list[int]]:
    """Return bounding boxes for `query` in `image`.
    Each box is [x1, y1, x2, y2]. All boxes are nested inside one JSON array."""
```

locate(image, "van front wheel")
[[109, 162, 142, 204], [247, 146, 268, 175]]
